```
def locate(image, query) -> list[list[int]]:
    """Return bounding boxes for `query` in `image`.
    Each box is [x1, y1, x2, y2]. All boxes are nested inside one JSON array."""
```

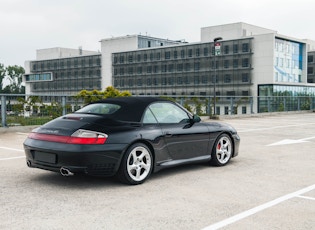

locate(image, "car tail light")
[[69, 130, 108, 144], [28, 129, 107, 145]]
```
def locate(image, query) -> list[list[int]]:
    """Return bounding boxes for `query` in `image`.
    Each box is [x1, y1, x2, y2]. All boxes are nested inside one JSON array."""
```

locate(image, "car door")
[[148, 102, 210, 160]]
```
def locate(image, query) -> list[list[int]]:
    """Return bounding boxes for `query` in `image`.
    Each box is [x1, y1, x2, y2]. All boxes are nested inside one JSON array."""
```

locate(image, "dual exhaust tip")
[[60, 167, 74, 176]]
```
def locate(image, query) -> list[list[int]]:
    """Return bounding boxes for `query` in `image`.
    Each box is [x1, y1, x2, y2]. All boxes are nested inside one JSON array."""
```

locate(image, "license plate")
[[34, 151, 56, 164]]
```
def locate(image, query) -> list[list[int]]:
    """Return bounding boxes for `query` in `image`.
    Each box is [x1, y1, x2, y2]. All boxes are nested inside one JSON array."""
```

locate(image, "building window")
[[174, 51, 178, 59], [137, 54, 141, 62], [194, 76, 200, 84], [201, 47, 207, 57], [194, 62, 200, 71], [156, 53, 160, 60], [224, 106, 229, 115], [177, 64, 183, 72], [153, 78, 158, 85], [120, 56, 124, 63], [144, 54, 147, 61], [242, 43, 249, 52], [224, 60, 229, 68], [184, 76, 190, 85], [137, 67, 142, 74], [165, 51, 171, 59], [308, 67, 314, 74], [137, 79, 142, 86], [233, 44, 239, 53], [128, 55, 133, 62], [147, 66, 152, 73], [177, 77, 183, 85], [147, 78, 151, 85], [242, 73, 249, 82], [242, 106, 247, 114], [242, 58, 249, 67], [242, 91, 249, 96], [185, 63, 191, 71], [233, 59, 238, 68], [128, 67, 133, 74], [196, 48, 200, 57], [168, 64, 174, 72], [154, 66, 158, 73], [227, 91, 235, 99], [224, 74, 231, 83], [168, 77, 174, 85], [224, 45, 229, 54], [201, 75, 208, 83], [162, 65, 167, 73], [120, 68, 124, 75], [181, 50, 185, 58], [308, 55, 314, 63], [129, 79, 134, 87], [188, 49, 193, 57]]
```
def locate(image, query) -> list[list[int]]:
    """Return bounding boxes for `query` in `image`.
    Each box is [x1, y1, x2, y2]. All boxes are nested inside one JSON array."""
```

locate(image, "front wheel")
[[117, 143, 153, 185], [210, 134, 233, 166]]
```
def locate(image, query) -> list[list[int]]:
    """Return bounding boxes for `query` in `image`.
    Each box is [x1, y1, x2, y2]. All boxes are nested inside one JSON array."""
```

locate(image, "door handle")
[[164, 131, 173, 137]]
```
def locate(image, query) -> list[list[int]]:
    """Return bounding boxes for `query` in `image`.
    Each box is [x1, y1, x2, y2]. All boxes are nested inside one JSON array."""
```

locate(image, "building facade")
[[24, 22, 315, 114], [308, 51, 315, 83], [24, 48, 101, 104]]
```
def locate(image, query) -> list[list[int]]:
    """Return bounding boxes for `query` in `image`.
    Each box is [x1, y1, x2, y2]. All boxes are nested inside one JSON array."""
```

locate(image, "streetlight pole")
[[213, 37, 223, 116]]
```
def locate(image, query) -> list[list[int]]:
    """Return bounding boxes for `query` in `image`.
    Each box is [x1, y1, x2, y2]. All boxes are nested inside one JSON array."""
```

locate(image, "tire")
[[117, 143, 153, 185], [210, 134, 233, 166]]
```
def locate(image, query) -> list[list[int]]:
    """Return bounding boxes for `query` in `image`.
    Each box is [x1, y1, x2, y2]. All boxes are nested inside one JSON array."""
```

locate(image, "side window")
[[142, 108, 158, 124], [148, 102, 189, 124]]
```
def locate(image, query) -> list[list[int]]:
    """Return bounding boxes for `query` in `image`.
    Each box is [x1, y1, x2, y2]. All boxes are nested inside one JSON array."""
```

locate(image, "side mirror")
[[192, 114, 201, 123]]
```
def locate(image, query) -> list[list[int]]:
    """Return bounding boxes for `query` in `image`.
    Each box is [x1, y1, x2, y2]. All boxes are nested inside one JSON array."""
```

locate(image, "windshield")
[[76, 103, 121, 115]]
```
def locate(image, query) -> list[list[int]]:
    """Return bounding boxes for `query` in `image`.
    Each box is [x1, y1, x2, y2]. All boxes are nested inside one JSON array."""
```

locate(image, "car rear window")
[[75, 103, 121, 115]]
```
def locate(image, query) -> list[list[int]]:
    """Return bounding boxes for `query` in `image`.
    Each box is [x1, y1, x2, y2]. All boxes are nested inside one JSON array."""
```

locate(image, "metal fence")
[[1, 94, 315, 127]]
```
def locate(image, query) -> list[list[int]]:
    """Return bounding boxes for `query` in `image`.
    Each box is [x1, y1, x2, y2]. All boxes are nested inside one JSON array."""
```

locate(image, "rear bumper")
[[232, 133, 240, 157], [24, 138, 127, 177]]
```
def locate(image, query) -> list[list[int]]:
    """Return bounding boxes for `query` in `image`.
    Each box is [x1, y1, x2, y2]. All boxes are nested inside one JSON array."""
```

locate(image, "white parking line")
[[0, 147, 24, 152], [0, 147, 25, 161], [0, 156, 25, 161], [237, 122, 315, 133], [202, 184, 315, 230], [297, 195, 315, 201]]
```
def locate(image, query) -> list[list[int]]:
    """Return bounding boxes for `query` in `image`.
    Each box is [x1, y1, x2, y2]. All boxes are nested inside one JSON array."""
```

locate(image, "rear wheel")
[[117, 143, 153, 185], [210, 134, 233, 166]]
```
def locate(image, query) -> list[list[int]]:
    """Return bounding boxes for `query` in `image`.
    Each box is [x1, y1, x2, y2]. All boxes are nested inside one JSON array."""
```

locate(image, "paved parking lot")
[[0, 112, 314, 230]]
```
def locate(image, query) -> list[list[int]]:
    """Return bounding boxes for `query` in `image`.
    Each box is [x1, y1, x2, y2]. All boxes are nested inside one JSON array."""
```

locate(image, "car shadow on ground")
[[29, 172, 122, 189], [28, 160, 239, 188]]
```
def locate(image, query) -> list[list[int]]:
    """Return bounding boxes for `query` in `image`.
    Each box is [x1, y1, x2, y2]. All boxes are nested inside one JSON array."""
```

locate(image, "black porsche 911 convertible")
[[24, 97, 240, 185]]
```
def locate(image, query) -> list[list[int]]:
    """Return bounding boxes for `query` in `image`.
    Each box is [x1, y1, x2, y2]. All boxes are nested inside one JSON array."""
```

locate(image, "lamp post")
[[213, 37, 223, 116]]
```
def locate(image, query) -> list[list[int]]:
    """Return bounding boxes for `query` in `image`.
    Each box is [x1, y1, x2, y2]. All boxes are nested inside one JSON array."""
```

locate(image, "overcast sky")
[[1, 0, 315, 67]]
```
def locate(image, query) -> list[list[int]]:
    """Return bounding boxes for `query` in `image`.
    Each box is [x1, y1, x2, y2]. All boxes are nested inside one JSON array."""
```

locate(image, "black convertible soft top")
[[88, 97, 169, 122]]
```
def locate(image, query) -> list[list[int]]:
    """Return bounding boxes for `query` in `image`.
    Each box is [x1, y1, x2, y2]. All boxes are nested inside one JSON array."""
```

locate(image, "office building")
[[24, 22, 315, 114]]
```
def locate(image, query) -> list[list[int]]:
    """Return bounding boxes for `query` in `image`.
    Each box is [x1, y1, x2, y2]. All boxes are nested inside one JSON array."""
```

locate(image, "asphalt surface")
[[0, 112, 314, 230]]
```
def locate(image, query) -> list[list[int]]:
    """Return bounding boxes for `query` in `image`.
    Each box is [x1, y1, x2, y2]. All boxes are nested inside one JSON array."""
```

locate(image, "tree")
[[0, 64, 25, 94], [0, 63, 5, 91], [76, 86, 131, 104]]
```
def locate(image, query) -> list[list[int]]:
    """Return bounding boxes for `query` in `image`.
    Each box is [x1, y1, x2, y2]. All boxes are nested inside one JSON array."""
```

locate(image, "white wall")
[[251, 33, 276, 97], [201, 22, 276, 42], [100, 35, 139, 89], [36, 47, 98, 60]]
